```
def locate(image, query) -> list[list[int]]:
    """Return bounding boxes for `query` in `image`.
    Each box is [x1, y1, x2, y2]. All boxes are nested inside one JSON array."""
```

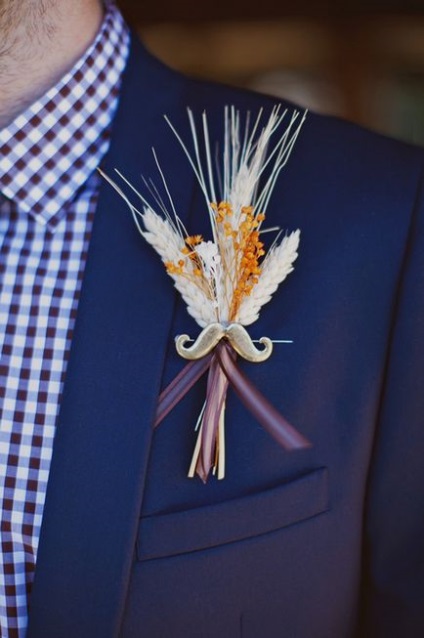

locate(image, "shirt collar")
[[0, 2, 130, 230]]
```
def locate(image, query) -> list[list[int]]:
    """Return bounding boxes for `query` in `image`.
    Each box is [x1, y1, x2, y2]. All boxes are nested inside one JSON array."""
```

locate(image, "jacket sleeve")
[[358, 164, 424, 637]]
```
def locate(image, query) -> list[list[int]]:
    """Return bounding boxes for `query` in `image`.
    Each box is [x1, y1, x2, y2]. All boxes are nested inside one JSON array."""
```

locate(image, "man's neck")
[[0, 0, 104, 129]]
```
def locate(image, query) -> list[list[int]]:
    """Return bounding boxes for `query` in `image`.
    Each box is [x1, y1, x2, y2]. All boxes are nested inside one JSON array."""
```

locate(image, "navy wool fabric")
[[27, 35, 424, 638]]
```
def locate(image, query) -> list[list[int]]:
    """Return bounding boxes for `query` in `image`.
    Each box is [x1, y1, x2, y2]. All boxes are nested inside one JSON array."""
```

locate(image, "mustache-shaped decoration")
[[176, 323, 273, 363]]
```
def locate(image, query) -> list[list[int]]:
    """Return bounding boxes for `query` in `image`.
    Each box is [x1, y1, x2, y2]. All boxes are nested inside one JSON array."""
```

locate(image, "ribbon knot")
[[155, 324, 310, 483]]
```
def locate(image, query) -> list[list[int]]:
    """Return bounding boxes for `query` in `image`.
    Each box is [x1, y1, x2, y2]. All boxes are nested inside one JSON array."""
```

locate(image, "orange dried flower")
[[185, 235, 203, 246]]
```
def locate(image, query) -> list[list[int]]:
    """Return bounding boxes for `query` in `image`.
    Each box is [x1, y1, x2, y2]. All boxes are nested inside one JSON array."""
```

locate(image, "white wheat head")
[[140, 211, 217, 327], [237, 229, 301, 326], [140, 207, 184, 262]]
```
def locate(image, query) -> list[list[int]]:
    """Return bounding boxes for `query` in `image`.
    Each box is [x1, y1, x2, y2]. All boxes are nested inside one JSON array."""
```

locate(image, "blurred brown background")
[[117, 0, 424, 145]]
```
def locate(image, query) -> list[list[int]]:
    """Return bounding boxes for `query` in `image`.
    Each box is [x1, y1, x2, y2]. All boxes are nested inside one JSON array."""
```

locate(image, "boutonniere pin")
[[100, 105, 311, 483]]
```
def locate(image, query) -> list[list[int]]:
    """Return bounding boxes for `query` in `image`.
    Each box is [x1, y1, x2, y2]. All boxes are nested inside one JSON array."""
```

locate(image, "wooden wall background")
[[117, 0, 424, 144]]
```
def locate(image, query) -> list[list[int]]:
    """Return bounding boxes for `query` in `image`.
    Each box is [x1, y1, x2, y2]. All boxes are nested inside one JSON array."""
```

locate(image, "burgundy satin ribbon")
[[215, 343, 310, 450], [154, 353, 213, 427], [196, 353, 230, 481], [154, 341, 310, 456]]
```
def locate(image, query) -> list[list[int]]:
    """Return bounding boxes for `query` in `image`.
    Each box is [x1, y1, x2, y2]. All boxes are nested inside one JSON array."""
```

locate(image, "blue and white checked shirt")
[[0, 4, 130, 635]]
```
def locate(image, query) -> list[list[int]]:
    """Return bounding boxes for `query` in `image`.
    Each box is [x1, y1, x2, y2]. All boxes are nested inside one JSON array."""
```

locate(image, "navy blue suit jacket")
[[27, 36, 424, 637]]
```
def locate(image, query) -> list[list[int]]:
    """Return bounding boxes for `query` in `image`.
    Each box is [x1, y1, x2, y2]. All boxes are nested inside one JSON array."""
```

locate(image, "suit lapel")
[[27, 38, 195, 637]]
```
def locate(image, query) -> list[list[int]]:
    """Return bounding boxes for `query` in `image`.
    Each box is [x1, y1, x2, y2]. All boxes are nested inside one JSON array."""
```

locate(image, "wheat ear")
[[140, 209, 217, 327], [237, 229, 300, 326], [140, 208, 185, 262]]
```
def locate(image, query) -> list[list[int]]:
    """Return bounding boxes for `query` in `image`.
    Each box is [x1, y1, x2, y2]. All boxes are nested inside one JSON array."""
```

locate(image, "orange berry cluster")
[[211, 201, 266, 320], [231, 206, 266, 318], [184, 235, 204, 277], [164, 202, 266, 318], [165, 234, 204, 277], [164, 259, 185, 275]]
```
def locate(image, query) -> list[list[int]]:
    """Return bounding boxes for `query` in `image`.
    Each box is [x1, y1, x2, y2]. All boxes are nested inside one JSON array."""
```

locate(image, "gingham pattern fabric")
[[0, 4, 130, 636]]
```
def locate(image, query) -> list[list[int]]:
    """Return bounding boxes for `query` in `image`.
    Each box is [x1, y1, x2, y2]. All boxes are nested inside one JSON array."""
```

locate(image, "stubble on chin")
[[0, 0, 57, 63]]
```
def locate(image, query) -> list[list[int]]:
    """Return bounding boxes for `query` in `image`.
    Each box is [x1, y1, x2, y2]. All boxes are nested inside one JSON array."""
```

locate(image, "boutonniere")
[[100, 105, 310, 483]]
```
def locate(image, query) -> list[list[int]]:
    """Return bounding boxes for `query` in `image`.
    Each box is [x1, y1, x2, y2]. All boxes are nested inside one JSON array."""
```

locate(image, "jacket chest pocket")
[[137, 466, 329, 561]]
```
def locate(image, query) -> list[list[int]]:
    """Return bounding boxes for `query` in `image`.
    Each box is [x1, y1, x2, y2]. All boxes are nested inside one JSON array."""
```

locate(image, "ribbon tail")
[[216, 343, 310, 451], [154, 354, 213, 428], [195, 354, 230, 483]]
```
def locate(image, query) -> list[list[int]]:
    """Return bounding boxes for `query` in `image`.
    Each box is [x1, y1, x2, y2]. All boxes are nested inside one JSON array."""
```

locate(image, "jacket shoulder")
[[134, 33, 424, 175]]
